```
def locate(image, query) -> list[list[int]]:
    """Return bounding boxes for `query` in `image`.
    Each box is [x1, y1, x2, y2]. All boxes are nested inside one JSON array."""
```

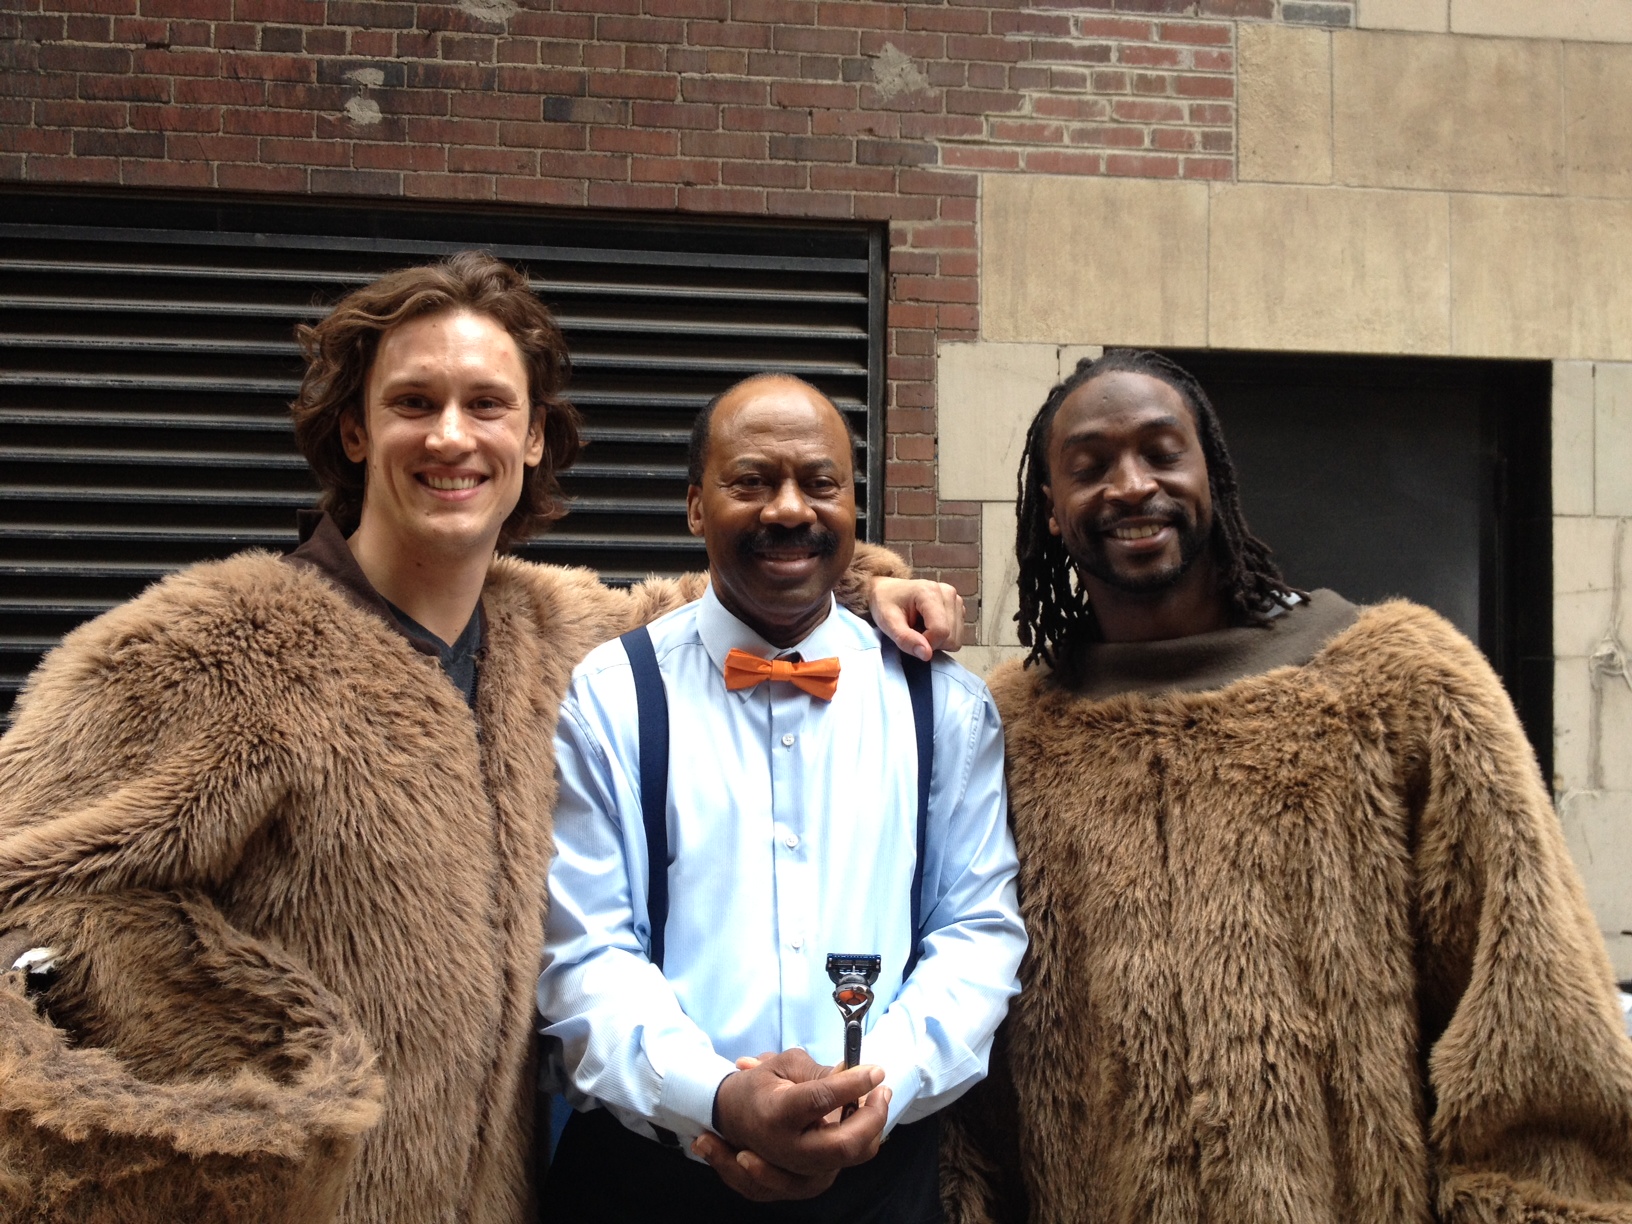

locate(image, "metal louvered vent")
[[0, 190, 885, 719]]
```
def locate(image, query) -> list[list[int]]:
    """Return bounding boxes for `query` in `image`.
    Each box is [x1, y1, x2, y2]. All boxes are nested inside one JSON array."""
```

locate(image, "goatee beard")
[[1073, 503, 1211, 596]]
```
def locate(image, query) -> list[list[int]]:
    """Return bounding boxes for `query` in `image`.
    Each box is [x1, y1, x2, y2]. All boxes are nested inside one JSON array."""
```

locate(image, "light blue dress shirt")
[[538, 586, 1025, 1149]]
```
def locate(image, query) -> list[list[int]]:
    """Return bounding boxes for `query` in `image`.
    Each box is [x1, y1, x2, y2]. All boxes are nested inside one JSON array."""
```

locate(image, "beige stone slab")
[[957, 645, 1029, 678], [1553, 514, 1618, 657], [1357, 0, 1449, 30], [937, 341, 1058, 503], [1450, 195, 1632, 361], [1568, 44, 1632, 199], [1597, 364, 1632, 515], [1558, 789, 1632, 976], [979, 501, 1022, 647], [1453, 0, 1632, 41], [1554, 363, 1596, 516], [1239, 24, 1333, 185], [1332, 30, 1563, 195], [1555, 653, 1593, 792], [1208, 183, 1450, 354], [982, 175, 1210, 346]]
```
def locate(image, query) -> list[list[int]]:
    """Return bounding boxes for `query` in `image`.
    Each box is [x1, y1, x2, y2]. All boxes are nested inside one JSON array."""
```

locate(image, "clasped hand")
[[691, 1049, 890, 1202]]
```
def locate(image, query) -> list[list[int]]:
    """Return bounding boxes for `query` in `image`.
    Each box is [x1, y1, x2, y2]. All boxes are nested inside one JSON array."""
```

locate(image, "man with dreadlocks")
[[940, 349, 1632, 1224]]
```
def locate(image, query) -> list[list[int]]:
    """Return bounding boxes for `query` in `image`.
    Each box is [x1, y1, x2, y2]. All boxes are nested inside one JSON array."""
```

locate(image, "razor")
[[826, 952, 881, 1119]]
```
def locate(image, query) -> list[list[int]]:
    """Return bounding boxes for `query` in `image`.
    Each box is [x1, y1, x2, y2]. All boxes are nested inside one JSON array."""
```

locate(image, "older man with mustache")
[[538, 374, 1025, 1223]]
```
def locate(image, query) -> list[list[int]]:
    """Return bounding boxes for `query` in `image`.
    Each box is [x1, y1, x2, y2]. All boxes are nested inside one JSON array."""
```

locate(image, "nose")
[[1103, 452, 1158, 505], [426, 401, 473, 454], [762, 477, 816, 527]]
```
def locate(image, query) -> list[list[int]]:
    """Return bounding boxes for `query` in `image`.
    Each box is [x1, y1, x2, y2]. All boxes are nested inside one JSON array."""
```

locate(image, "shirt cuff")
[[654, 1050, 738, 1137]]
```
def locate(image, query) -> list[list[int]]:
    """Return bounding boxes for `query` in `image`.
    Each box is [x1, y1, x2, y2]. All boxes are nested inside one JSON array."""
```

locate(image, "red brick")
[[733, 0, 815, 22], [39, 43, 130, 73], [721, 158, 806, 187], [1152, 126, 1197, 151], [815, 109, 901, 137], [989, 118, 1065, 144], [935, 303, 977, 333], [173, 77, 262, 104], [1024, 148, 1104, 174], [899, 114, 982, 140], [677, 183, 766, 212], [1175, 73, 1233, 98], [26, 155, 120, 183], [966, 61, 1006, 89], [721, 105, 808, 133], [646, 0, 729, 15], [771, 24, 856, 53], [35, 99, 127, 128], [855, 191, 933, 220], [587, 180, 678, 208], [1199, 0, 1272, 14], [938, 195, 976, 222], [889, 355, 934, 382], [122, 158, 213, 187], [510, 9, 596, 37], [351, 30, 396, 57], [1188, 102, 1233, 125], [1193, 49, 1233, 71], [626, 44, 665, 70], [1200, 128, 1232, 152], [222, 106, 312, 135], [592, 125, 679, 155], [404, 115, 499, 144], [765, 188, 851, 217], [937, 514, 980, 544], [495, 175, 588, 206], [994, 9, 1070, 35], [885, 515, 936, 541], [1008, 65, 1051, 91], [886, 461, 933, 488], [1105, 151, 1180, 177], [73, 128, 163, 158], [232, 0, 325, 20], [945, 89, 1023, 115], [1076, 15, 1155, 38], [451, 91, 540, 120], [401, 172, 498, 200], [260, 136, 350, 165], [1091, 69, 1130, 92], [686, 19, 773, 48], [539, 149, 630, 179], [816, 1, 903, 30], [497, 37, 538, 64], [214, 161, 307, 190], [768, 133, 851, 162], [1181, 155, 1232, 180], [770, 80, 856, 109], [0, 127, 72, 155], [1118, 43, 1184, 68], [597, 14, 685, 42], [165, 131, 258, 159], [1159, 20, 1233, 44], [907, 223, 976, 249], [940, 145, 1020, 171], [631, 155, 720, 184], [899, 167, 976, 196], [680, 76, 767, 105], [1132, 73, 1173, 95], [1111, 98, 1183, 123], [449, 145, 537, 175], [893, 274, 976, 303], [442, 34, 499, 62], [680, 129, 765, 158], [906, 6, 985, 32], [588, 71, 677, 100], [1032, 95, 1111, 121], [355, 141, 447, 171], [892, 328, 935, 355], [142, 0, 229, 16], [632, 100, 720, 129], [811, 162, 894, 192]]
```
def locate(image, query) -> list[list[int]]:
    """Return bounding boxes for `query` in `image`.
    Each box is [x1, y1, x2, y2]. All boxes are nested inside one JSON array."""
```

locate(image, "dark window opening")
[[0, 188, 888, 720], [1157, 350, 1553, 776]]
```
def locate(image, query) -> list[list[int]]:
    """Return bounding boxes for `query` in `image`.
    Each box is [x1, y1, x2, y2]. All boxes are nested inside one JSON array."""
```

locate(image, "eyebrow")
[[723, 455, 845, 474], [1057, 414, 1184, 448]]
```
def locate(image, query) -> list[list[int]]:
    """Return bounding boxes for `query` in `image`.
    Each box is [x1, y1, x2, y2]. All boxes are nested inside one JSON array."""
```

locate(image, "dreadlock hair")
[[1014, 348, 1298, 685]]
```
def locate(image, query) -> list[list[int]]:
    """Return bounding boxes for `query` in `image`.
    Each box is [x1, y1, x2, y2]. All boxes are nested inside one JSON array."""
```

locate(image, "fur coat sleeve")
[[1389, 610, 1632, 1222]]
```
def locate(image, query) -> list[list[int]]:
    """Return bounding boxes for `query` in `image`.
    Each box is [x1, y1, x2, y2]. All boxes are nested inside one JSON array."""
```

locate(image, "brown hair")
[[290, 250, 582, 549]]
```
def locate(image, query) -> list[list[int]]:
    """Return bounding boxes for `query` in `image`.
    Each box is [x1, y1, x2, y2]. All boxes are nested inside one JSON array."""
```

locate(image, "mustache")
[[1091, 497, 1191, 533], [738, 523, 841, 560]]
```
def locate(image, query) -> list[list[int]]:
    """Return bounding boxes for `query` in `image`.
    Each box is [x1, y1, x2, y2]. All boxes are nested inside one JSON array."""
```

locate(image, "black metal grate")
[[0, 190, 885, 718]]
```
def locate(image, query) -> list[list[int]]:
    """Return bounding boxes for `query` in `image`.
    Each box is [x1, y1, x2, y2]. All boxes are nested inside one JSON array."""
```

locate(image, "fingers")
[[691, 1133, 837, 1203], [913, 582, 965, 654], [872, 593, 930, 662], [770, 1063, 883, 1129]]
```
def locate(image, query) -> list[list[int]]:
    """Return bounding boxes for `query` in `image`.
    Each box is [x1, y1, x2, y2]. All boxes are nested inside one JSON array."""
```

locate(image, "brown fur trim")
[[0, 891, 379, 1224]]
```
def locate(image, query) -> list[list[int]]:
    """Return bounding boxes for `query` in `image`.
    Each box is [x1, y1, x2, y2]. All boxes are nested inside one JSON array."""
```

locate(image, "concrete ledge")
[[1453, 0, 1632, 42]]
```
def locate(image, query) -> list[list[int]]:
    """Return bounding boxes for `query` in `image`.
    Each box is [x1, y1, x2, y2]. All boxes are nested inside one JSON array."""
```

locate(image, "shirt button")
[[783, 832, 799, 849], [790, 933, 804, 950], [781, 733, 796, 747]]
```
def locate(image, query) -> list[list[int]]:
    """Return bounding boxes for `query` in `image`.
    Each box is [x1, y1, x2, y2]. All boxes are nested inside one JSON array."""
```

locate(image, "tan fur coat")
[[943, 602, 1632, 1224], [0, 544, 907, 1224]]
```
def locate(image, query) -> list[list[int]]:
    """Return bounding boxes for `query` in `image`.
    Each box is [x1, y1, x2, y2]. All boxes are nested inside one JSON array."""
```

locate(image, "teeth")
[[424, 475, 481, 490], [1111, 524, 1165, 541]]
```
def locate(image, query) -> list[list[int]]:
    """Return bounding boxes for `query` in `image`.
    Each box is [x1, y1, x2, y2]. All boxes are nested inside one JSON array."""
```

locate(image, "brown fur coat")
[[943, 602, 1632, 1224], [0, 544, 907, 1224]]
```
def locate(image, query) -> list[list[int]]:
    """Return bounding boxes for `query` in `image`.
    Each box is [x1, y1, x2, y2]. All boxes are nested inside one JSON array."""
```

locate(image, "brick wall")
[[0, 0, 1354, 625]]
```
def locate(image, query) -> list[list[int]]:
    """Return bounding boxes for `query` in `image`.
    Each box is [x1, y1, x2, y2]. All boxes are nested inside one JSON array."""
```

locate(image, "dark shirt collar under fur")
[[1068, 589, 1361, 701], [283, 510, 486, 708]]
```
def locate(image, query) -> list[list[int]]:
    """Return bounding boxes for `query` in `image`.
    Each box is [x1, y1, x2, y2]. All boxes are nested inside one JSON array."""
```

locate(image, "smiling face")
[[1044, 370, 1215, 597], [341, 309, 544, 567], [686, 377, 857, 647]]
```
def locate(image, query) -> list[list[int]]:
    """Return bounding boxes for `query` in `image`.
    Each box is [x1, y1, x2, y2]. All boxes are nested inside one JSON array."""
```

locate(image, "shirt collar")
[[697, 585, 867, 700]]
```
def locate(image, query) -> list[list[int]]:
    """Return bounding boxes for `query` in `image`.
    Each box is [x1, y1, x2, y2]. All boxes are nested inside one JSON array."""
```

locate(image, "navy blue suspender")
[[617, 626, 934, 980]]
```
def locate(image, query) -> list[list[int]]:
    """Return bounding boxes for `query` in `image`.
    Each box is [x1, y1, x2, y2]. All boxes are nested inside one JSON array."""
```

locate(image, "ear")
[[524, 408, 546, 469], [686, 485, 704, 538], [1042, 484, 1062, 537], [340, 410, 369, 465]]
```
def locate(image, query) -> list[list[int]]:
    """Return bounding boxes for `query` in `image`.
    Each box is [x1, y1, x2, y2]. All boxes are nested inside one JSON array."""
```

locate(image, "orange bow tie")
[[723, 648, 841, 701]]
